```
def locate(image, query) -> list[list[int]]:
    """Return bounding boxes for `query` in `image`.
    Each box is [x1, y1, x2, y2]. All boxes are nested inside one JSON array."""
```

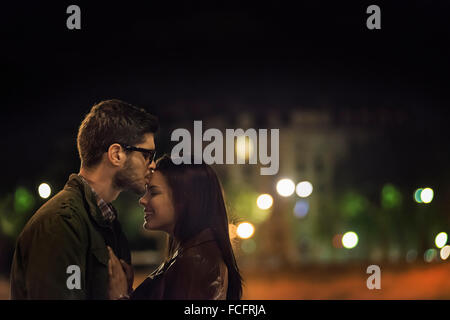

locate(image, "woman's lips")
[[144, 211, 154, 220]]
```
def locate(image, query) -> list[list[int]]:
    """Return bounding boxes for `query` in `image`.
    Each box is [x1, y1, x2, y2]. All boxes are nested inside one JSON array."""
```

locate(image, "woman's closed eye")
[[148, 186, 161, 197]]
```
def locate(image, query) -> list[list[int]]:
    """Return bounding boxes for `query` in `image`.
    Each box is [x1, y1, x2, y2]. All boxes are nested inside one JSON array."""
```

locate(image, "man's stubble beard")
[[113, 158, 146, 196]]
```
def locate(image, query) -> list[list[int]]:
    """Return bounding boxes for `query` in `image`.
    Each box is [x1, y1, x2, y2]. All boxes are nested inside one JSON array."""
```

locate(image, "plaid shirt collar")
[[78, 174, 116, 223]]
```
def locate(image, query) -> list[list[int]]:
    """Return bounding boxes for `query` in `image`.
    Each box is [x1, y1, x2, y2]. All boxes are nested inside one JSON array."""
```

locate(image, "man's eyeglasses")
[[119, 144, 156, 164]]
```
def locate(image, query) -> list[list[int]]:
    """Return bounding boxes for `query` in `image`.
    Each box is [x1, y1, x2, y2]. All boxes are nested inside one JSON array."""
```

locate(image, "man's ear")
[[107, 143, 126, 167]]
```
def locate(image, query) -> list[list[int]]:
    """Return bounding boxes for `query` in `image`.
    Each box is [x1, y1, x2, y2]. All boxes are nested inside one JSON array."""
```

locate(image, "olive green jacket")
[[10, 174, 131, 299]]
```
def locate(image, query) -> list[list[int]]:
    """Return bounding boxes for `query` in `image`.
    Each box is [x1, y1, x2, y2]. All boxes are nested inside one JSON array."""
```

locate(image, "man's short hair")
[[77, 99, 159, 168]]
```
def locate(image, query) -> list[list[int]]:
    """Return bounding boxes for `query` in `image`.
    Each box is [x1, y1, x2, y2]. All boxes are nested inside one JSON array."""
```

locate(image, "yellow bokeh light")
[[236, 222, 255, 239], [235, 135, 254, 161], [256, 194, 273, 210], [276, 178, 295, 197], [38, 183, 51, 199], [440, 245, 450, 260]]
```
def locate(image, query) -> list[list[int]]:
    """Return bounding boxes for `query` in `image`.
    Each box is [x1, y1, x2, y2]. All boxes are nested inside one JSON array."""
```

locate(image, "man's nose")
[[149, 160, 156, 170]]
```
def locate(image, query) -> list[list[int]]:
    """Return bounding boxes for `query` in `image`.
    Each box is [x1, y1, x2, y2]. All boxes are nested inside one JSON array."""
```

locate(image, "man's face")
[[113, 133, 156, 196]]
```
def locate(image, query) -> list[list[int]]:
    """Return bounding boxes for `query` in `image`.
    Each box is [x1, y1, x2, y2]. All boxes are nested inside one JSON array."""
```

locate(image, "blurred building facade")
[[181, 105, 423, 269]]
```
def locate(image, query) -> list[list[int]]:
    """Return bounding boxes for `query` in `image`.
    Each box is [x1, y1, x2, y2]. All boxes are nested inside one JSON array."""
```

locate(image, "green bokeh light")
[[0, 218, 15, 237], [241, 238, 257, 254], [340, 192, 368, 218], [381, 184, 402, 209], [14, 187, 35, 213], [424, 248, 438, 263], [414, 188, 423, 203], [233, 190, 271, 224]]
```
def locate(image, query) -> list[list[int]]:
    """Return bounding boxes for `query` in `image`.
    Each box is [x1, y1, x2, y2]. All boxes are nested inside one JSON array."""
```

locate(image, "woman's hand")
[[107, 246, 129, 300]]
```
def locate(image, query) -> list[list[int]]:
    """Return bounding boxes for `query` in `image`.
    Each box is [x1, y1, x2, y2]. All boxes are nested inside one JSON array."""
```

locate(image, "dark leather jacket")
[[131, 228, 228, 300]]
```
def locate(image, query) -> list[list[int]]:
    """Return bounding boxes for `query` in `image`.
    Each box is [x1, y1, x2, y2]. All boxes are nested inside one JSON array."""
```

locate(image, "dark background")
[[1, 0, 450, 299], [1, 0, 449, 191]]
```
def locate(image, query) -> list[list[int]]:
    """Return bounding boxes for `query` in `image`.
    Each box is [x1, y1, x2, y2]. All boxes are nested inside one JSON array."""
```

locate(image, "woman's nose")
[[139, 196, 147, 207]]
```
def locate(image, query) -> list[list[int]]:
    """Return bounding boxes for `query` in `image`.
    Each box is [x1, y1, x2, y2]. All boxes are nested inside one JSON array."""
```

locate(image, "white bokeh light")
[[276, 179, 295, 197], [435, 232, 448, 249], [296, 181, 313, 198], [420, 188, 434, 203], [342, 231, 359, 249], [236, 222, 255, 239], [257, 194, 273, 210], [38, 183, 51, 199]]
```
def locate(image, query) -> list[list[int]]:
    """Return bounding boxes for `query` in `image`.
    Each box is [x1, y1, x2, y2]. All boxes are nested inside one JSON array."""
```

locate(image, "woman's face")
[[139, 171, 176, 234]]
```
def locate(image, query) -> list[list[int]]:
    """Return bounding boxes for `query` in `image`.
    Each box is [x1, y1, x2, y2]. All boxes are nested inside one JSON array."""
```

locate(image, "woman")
[[108, 155, 243, 300]]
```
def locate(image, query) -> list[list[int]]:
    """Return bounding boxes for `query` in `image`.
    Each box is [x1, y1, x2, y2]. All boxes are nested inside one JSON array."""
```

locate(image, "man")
[[10, 99, 159, 299]]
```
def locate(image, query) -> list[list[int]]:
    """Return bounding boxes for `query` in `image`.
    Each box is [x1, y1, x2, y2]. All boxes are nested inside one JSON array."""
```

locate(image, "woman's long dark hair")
[[155, 154, 243, 300]]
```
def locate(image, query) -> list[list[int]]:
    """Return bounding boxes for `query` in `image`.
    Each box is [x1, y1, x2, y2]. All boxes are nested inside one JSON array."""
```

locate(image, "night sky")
[[1, 1, 449, 193]]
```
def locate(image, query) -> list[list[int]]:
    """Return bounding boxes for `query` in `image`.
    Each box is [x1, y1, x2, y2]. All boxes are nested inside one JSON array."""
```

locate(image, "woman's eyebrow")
[[149, 185, 160, 191]]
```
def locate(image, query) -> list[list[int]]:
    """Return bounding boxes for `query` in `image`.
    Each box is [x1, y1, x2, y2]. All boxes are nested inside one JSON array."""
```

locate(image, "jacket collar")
[[64, 173, 113, 228], [150, 228, 217, 279]]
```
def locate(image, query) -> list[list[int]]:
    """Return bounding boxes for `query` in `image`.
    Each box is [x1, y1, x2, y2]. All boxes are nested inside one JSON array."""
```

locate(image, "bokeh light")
[[276, 179, 295, 197], [381, 184, 402, 209], [414, 188, 423, 203], [332, 234, 343, 249], [14, 187, 35, 213], [420, 188, 434, 203], [235, 135, 254, 161], [340, 192, 368, 218], [241, 239, 257, 254], [435, 232, 448, 248], [424, 248, 438, 263], [236, 222, 255, 239], [406, 249, 418, 263], [440, 245, 450, 260], [293, 200, 309, 218], [296, 181, 313, 198], [256, 194, 273, 210], [342, 231, 359, 249], [38, 183, 52, 199]]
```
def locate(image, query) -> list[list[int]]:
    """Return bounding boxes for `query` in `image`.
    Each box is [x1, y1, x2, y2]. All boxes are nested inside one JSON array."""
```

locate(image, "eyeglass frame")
[[117, 143, 157, 164]]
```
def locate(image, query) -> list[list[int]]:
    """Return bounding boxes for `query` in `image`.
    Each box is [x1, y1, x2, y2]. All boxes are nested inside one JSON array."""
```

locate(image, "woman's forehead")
[[149, 171, 166, 186]]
